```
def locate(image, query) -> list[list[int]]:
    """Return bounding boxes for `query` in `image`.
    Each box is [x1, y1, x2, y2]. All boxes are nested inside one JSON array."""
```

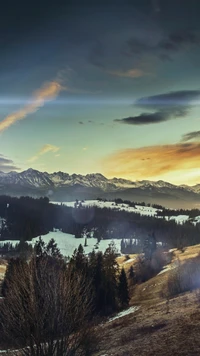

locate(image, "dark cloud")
[[159, 31, 200, 52], [115, 108, 187, 125], [127, 30, 200, 61], [115, 111, 169, 125], [115, 90, 199, 125], [79, 121, 84, 125], [89, 40, 105, 69], [136, 90, 200, 109], [0, 155, 20, 172], [181, 130, 200, 142]]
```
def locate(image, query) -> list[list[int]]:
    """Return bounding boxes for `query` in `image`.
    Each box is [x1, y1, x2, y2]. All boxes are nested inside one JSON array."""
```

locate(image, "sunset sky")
[[1, 0, 200, 185]]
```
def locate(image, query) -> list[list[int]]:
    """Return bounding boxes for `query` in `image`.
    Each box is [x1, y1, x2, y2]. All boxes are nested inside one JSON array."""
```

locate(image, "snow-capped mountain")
[[1, 168, 200, 208], [0, 169, 180, 191]]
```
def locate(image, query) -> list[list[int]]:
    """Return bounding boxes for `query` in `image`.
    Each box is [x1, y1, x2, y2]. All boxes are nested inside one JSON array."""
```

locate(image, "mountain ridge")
[[1, 168, 200, 208]]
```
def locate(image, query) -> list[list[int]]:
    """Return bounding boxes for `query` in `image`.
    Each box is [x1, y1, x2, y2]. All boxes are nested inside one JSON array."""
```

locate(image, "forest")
[[0, 195, 199, 252], [0, 238, 130, 354]]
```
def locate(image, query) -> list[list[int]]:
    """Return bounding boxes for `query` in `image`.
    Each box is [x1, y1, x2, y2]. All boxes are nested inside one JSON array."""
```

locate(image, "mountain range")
[[0, 168, 200, 208]]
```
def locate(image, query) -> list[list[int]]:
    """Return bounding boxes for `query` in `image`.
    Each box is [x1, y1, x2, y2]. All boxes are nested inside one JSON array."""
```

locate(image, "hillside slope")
[[94, 245, 200, 356]]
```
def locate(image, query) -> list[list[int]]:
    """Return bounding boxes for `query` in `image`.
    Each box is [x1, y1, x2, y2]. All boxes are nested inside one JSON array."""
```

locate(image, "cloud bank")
[[103, 142, 200, 181], [0, 155, 20, 172], [127, 30, 200, 61]]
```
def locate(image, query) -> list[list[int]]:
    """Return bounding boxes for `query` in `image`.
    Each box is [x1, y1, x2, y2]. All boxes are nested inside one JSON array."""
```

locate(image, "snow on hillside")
[[32, 231, 121, 257], [192, 216, 200, 225], [52, 200, 200, 226], [52, 200, 161, 217], [108, 306, 139, 323], [168, 215, 189, 224], [0, 232, 121, 257], [0, 240, 19, 246]]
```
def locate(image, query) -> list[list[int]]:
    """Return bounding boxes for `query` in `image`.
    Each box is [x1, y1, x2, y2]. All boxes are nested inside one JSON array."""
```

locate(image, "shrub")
[[134, 249, 172, 283], [164, 255, 200, 298], [125, 254, 131, 261], [0, 255, 98, 355]]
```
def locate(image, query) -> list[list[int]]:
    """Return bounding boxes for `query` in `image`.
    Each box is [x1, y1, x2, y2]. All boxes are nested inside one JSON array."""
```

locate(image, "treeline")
[[0, 195, 200, 249], [0, 239, 129, 353], [97, 197, 164, 210], [101, 197, 200, 218], [0, 241, 33, 258]]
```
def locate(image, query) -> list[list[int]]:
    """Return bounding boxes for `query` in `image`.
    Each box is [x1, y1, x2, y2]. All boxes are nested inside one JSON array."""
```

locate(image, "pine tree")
[[118, 268, 130, 308], [92, 251, 106, 314], [84, 237, 87, 247], [128, 265, 135, 282], [103, 242, 119, 314], [70, 244, 88, 273], [46, 238, 62, 258], [34, 236, 45, 257]]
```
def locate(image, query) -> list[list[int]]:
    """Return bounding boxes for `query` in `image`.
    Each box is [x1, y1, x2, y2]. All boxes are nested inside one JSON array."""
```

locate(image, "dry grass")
[[94, 290, 200, 356], [93, 244, 200, 356], [171, 244, 200, 262]]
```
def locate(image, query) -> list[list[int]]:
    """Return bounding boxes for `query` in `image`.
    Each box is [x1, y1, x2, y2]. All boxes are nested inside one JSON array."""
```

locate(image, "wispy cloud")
[[103, 142, 200, 181], [0, 154, 20, 172], [107, 68, 146, 78], [28, 144, 60, 163], [0, 81, 64, 133], [136, 90, 200, 108], [39, 144, 60, 155], [181, 130, 200, 142]]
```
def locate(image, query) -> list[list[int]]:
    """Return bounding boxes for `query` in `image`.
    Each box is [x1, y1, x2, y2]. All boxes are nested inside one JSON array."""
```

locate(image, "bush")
[[0, 255, 97, 355], [134, 249, 172, 283], [164, 255, 200, 298], [125, 254, 131, 261]]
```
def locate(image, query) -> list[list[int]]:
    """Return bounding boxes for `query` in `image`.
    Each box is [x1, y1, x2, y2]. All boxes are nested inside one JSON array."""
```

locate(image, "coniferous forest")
[[0, 195, 200, 253]]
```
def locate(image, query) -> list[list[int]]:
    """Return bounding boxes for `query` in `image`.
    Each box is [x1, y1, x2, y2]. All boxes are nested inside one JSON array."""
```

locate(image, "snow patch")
[[157, 263, 176, 275], [108, 306, 139, 323], [123, 258, 136, 264]]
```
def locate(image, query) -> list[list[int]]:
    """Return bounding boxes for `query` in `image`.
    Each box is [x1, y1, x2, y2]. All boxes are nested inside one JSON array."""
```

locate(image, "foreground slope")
[[94, 245, 200, 356]]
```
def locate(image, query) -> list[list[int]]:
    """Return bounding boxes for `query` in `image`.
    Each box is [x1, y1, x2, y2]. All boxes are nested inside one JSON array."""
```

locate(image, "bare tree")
[[0, 256, 98, 355]]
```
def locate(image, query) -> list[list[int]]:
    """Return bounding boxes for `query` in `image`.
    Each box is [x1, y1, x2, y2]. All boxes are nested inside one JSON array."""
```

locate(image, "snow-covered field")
[[32, 231, 121, 257], [52, 199, 200, 225], [52, 200, 161, 217], [0, 232, 122, 258], [168, 215, 189, 224]]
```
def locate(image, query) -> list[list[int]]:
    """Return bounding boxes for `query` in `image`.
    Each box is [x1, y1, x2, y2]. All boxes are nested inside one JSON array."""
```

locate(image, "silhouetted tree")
[[128, 265, 135, 282], [118, 268, 130, 307]]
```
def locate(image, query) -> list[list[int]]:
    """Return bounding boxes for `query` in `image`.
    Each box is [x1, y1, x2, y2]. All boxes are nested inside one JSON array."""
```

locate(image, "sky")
[[1, 0, 200, 185]]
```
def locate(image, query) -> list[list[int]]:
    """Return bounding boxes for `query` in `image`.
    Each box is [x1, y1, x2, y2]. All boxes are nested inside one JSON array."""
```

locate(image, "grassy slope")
[[94, 246, 200, 356]]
